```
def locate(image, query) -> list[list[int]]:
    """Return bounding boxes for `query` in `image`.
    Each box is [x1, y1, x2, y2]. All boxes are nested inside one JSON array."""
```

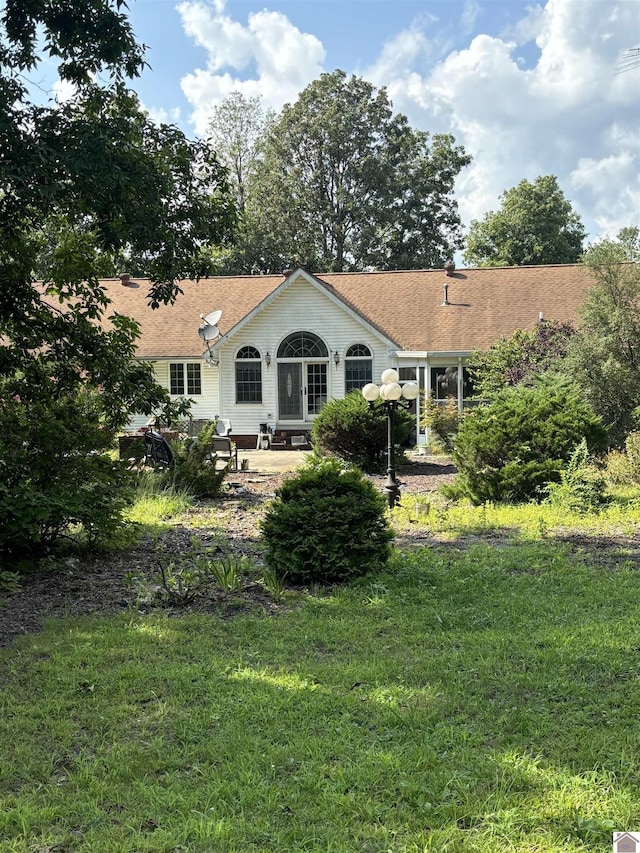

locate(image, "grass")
[[1, 492, 640, 851]]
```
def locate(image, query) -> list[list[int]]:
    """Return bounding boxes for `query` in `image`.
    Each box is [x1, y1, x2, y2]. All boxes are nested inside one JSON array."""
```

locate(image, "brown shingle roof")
[[99, 264, 595, 358]]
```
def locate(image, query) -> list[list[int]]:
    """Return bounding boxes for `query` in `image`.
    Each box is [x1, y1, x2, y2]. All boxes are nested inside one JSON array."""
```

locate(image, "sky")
[[62, 0, 640, 254]]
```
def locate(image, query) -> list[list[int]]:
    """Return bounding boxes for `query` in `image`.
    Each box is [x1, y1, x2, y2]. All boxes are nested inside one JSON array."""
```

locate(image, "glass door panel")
[[307, 363, 327, 416], [278, 363, 302, 420]]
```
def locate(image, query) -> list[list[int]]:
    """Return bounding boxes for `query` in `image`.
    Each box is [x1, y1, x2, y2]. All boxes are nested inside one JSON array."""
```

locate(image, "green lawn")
[[1, 500, 640, 851]]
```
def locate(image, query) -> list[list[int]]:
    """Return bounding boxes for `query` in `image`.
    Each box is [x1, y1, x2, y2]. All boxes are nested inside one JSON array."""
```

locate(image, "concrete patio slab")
[[234, 449, 312, 473]]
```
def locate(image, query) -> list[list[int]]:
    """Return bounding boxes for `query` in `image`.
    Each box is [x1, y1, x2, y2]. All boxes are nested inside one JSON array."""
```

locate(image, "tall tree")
[[237, 70, 470, 273], [0, 0, 235, 556], [568, 227, 640, 446], [207, 92, 273, 215], [464, 175, 586, 267]]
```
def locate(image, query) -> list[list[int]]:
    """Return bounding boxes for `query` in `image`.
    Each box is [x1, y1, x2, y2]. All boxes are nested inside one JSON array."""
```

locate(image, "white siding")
[[126, 358, 220, 431], [215, 276, 394, 435]]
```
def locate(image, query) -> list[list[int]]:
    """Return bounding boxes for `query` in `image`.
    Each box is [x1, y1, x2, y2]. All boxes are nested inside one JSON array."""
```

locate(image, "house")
[[614, 833, 639, 853], [103, 263, 596, 448]]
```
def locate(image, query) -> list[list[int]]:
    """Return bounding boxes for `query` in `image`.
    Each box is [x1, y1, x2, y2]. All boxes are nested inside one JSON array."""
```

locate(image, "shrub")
[[311, 391, 413, 473], [448, 376, 608, 504], [605, 431, 640, 484], [260, 457, 394, 585], [164, 421, 228, 498], [545, 439, 608, 512], [421, 396, 462, 452], [0, 391, 136, 559]]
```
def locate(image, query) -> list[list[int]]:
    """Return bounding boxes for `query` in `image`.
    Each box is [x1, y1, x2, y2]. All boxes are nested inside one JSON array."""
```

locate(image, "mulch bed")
[[0, 458, 457, 648]]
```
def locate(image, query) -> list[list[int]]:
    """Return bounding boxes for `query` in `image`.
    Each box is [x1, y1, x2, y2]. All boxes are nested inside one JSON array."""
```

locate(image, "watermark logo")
[[614, 832, 640, 852]]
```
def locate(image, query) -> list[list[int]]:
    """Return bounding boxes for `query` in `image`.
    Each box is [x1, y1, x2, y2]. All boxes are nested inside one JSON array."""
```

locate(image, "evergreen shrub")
[[311, 391, 413, 473], [260, 457, 394, 585], [447, 376, 607, 504], [165, 421, 228, 498]]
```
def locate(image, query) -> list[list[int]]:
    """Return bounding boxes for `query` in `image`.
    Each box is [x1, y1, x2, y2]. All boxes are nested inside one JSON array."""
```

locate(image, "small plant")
[[157, 555, 210, 604], [260, 566, 286, 602], [206, 554, 246, 592], [260, 456, 394, 585], [546, 439, 608, 512], [421, 395, 462, 453], [0, 569, 21, 599]]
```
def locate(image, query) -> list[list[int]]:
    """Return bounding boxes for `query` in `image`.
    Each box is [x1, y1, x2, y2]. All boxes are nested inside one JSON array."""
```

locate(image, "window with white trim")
[[235, 346, 262, 403], [170, 362, 202, 395], [345, 344, 373, 393]]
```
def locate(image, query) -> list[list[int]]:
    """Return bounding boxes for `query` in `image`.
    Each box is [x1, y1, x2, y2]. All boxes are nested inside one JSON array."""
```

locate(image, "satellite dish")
[[198, 324, 219, 342], [204, 309, 222, 326]]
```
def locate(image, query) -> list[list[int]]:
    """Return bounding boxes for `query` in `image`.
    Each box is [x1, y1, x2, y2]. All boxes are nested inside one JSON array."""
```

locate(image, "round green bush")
[[311, 391, 413, 473], [260, 457, 394, 585], [449, 376, 608, 504]]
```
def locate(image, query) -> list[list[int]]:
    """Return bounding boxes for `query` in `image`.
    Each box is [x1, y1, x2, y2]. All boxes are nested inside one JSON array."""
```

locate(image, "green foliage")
[[311, 391, 413, 473], [165, 422, 229, 498], [0, 570, 21, 598], [420, 396, 463, 452], [233, 69, 470, 273], [260, 457, 394, 585], [464, 175, 586, 267], [567, 227, 640, 446], [0, 1, 235, 558], [129, 538, 249, 605], [545, 439, 608, 512], [0, 389, 136, 558], [605, 431, 640, 484], [467, 320, 575, 399], [448, 376, 608, 504], [207, 91, 274, 218]]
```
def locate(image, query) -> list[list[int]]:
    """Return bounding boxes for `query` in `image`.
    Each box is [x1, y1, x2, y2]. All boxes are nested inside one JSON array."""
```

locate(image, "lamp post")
[[362, 369, 419, 508]]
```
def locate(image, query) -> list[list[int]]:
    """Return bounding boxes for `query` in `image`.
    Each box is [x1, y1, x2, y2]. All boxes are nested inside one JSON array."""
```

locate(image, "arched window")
[[345, 343, 372, 393], [277, 331, 328, 359], [235, 346, 262, 403]]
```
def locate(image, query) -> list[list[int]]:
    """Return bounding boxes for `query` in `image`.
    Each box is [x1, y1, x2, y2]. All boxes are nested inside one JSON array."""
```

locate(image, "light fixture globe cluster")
[[362, 369, 419, 404], [361, 369, 420, 509]]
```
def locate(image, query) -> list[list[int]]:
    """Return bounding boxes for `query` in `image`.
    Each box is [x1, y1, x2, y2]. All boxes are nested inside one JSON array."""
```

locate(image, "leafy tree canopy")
[[0, 0, 235, 556], [464, 175, 586, 267], [217, 70, 471, 274], [567, 226, 640, 446]]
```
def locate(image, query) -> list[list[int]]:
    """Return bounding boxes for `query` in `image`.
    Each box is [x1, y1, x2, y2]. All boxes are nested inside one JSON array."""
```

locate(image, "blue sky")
[[53, 0, 640, 254]]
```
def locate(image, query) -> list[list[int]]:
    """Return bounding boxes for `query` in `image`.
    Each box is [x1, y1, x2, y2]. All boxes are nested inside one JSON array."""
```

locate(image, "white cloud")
[[365, 0, 640, 243], [177, 0, 325, 135], [174, 0, 639, 244], [143, 104, 182, 126]]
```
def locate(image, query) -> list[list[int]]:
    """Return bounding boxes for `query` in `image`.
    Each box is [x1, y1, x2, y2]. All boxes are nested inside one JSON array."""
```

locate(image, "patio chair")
[[143, 429, 173, 469]]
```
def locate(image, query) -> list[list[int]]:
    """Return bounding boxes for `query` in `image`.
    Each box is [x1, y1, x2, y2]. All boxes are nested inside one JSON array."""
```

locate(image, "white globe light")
[[384, 382, 402, 401], [381, 368, 399, 385], [361, 383, 380, 402], [401, 382, 419, 401]]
